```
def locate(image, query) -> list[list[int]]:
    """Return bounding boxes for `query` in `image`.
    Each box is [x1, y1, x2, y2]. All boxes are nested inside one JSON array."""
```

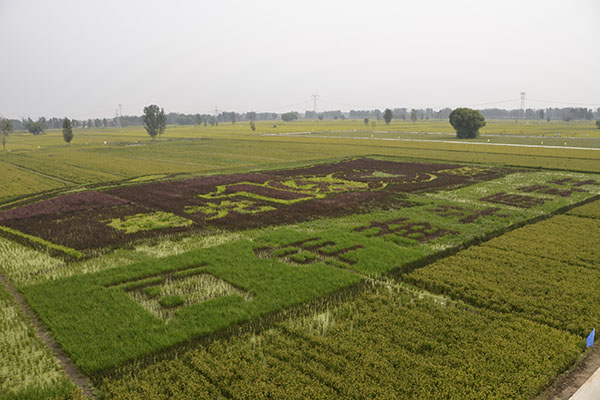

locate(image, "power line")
[[253, 99, 313, 113], [462, 98, 520, 108], [319, 98, 383, 110], [527, 98, 600, 107]]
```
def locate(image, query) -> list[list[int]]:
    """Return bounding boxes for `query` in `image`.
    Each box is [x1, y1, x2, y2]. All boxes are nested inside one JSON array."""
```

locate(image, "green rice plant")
[[184, 200, 275, 219], [23, 239, 361, 374], [128, 174, 168, 182], [289, 251, 317, 264], [159, 295, 185, 308]]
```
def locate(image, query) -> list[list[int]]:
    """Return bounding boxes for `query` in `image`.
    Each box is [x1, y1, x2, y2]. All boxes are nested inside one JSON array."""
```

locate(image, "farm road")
[[264, 132, 600, 151]]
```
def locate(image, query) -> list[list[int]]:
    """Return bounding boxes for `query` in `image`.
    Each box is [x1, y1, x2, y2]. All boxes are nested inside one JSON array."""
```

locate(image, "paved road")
[[570, 367, 600, 399]]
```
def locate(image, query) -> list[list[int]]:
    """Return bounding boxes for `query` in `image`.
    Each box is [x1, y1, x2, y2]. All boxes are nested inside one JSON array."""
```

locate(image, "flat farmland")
[[1, 120, 600, 205], [1, 121, 600, 399]]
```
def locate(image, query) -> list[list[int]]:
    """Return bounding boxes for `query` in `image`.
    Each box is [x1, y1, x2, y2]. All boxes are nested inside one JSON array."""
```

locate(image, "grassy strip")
[[101, 285, 582, 399]]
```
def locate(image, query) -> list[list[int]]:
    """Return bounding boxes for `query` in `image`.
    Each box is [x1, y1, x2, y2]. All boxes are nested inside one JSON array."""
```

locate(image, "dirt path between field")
[[0, 274, 98, 399], [537, 345, 600, 399]]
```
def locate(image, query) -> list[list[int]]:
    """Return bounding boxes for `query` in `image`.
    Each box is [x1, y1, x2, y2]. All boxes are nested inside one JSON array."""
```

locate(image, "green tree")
[[281, 112, 298, 122], [62, 118, 73, 144], [143, 105, 166, 140], [25, 120, 44, 135], [231, 113, 237, 124], [249, 120, 256, 134], [363, 118, 369, 126], [318, 114, 324, 121], [0, 118, 13, 151], [410, 109, 417, 124], [383, 109, 393, 125], [449, 108, 486, 138], [596, 120, 600, 129]]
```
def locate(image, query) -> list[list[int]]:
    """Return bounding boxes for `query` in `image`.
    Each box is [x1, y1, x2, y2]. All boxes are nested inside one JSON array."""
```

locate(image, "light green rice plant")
[[105, 211, 193, 233]]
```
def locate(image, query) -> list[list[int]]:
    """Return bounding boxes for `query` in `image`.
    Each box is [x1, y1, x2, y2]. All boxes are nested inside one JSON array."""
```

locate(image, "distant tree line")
[[6, 107, 599, 133], [476, 107, 596, 121]]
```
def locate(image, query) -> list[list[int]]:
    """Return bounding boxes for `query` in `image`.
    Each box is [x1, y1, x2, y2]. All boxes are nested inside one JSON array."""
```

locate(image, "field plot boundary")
[[0, 274, 97, 399]]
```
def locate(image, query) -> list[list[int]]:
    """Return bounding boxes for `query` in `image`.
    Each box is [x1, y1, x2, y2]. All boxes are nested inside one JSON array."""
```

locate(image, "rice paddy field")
[[1, 119, 600, 399]]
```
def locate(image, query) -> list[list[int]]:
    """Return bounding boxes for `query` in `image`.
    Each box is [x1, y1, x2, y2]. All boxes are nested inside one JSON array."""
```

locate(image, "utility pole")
[[520, 92, 526, 111], [312, 94, 319, 114], [214, 107, 219, 126]]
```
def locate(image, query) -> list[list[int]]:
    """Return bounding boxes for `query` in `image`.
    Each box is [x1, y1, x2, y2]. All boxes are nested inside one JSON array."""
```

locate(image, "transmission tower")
[[312, 94, 319, 113], [520, 92, 526, 111], [115, 105, 121, 129]]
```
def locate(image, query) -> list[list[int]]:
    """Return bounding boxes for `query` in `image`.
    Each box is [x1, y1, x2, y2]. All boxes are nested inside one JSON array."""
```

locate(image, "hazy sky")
[[1, 0, 599, 119]]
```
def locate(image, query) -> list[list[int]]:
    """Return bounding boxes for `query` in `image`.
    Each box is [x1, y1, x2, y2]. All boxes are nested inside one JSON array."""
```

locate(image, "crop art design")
[[107, 264, 252, 320], [518, 178, 599, 198], [0, 158, 510, 252], [429, 204, 508, 223], [436, 166, 494, 176], [354, 218, 457, 243], [480, 192, 547, 208], [480, 178, 600, 209], [104, 211, 193, 233], [254, 237, 363, 268]]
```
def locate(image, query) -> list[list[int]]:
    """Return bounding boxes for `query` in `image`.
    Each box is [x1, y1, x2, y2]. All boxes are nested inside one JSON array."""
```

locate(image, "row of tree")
[[6, 106, 598, 133], [0, 117, 74, 150]]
